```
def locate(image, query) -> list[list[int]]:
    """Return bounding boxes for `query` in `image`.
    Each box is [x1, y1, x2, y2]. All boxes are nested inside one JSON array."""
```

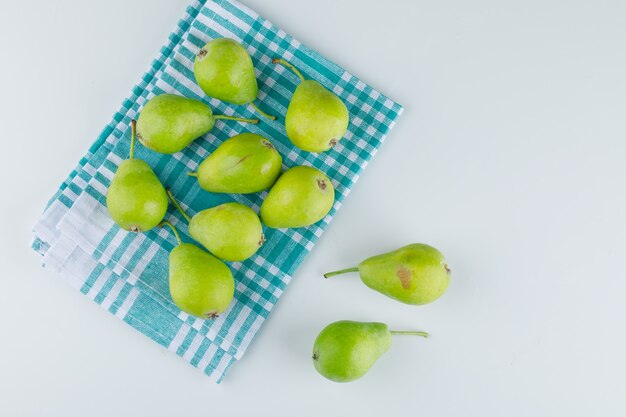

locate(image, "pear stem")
[[249, 102, 276, 120], [129, 119, 137, 159], [390, 330, 430, 338], [272, 58, 306, 82], [159, 221, 181, 245], [187, 172, 198, 177], [323, 267, 359, 278], [166, 189, 192, 223], [213, 114, 259, 124]]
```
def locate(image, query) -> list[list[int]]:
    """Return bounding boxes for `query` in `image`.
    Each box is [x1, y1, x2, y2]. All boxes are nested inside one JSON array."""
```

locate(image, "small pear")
[[167, 190, 263, 262], [324, 244, 451, 305], [190, 133, 282, 194], [312, 320, 428, 382], [106, 120, 167, 232], [273, 58, 349, 153], [160, 221, 234, 319], [260, 166, 334, 228], [136, 94, 258, 154], [194, 38, 275, 120]]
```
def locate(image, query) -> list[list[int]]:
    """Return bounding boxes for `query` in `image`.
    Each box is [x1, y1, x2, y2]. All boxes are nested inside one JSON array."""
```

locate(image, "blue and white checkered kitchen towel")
[[31, 0, 403, 382]]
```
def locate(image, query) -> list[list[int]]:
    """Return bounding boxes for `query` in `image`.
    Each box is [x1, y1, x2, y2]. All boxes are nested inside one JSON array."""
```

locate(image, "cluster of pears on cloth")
[[105, 39, 451, 382]]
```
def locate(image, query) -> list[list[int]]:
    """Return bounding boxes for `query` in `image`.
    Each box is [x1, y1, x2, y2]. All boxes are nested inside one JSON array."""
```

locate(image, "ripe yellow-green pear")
[[194, 38, 275, 120], [190, 133, 282, 194], [313, 320, 428, 382], [273, 58, 349, 153], [160, 221, 234, 319], [136, 94, 258, 154], [260, 166, 334, 228], [324, 244, 451, 305], [167, 191, 264, 262], [106, 120, 167, 232]]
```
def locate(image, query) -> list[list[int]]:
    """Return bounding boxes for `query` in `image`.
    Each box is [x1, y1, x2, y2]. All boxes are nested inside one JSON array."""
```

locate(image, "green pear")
[[260, 166, 334, 228], [167, 190, 264, 262], [194, 38, 275, 120], [273, 58, 349, 153], [106, 120, 167, 232], [189, 203, 263, 262], [136, 94, 258, 154], [313, 320, 428, 382], [324, 244, 451, 305], [160, 221, 234, 319], [190, 133, 282, 194]]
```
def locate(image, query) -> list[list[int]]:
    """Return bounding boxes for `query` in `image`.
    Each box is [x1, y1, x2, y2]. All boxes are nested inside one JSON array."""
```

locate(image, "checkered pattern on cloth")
[[32, 0, 403, 383]]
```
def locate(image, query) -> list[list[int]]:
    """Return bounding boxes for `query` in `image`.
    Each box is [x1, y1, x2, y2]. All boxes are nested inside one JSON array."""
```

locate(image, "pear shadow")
[[279, 321, 321, 363]]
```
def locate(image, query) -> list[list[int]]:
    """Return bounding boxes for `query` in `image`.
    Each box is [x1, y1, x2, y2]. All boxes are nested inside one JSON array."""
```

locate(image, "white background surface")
[[1, 0, 625, 415]]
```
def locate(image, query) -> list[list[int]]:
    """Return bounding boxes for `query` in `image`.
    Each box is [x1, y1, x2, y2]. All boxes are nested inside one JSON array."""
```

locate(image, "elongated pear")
[[260, 166, 334, 228], [160, 221, 234, 319], [273, 58, 349, 153], [190, 133, 282, 194], [313, 320, 428, 382], [167, 190, 264, 262], [324, 244, 451, 305], [106, 120, 167, 232], [194, 38, 275, 120], [136, 94, 258, 154]]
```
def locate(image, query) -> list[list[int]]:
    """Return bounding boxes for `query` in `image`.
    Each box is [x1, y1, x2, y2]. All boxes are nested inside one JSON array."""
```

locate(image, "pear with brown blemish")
[[324, 244, 451, 305]]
